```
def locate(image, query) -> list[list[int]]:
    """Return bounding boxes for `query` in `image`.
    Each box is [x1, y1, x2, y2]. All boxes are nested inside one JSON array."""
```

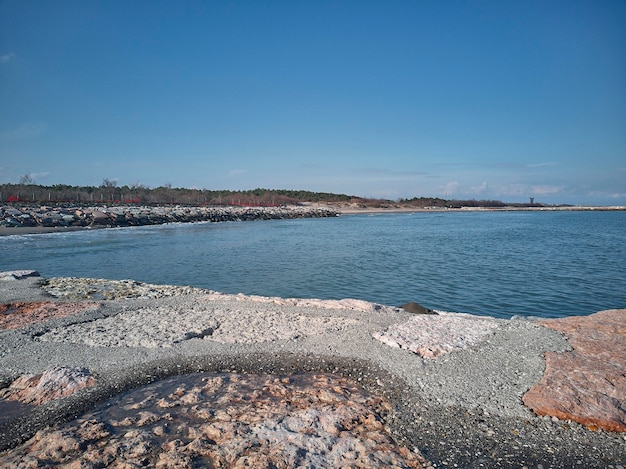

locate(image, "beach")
[[0, 271, 624, 467]]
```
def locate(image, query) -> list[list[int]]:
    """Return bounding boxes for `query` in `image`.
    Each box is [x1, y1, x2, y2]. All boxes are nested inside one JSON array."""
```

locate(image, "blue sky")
[[1, 1, 625, 205]]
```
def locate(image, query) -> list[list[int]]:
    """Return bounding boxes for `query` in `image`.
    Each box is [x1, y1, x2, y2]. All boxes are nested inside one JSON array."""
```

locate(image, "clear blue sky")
[[1, 1, 625, 205]]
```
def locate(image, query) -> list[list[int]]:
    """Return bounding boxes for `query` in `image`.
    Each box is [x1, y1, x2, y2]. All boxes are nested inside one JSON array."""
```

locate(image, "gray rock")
[[0, 270, 41, 281], [399, 302, 434, 314]]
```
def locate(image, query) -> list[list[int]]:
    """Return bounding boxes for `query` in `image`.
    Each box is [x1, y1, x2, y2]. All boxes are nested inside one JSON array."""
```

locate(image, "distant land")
[[1, 182, 624, 211]]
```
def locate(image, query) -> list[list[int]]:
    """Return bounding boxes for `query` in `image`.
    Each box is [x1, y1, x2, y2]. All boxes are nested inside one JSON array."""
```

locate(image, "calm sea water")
[[1, 211, 625, 319]]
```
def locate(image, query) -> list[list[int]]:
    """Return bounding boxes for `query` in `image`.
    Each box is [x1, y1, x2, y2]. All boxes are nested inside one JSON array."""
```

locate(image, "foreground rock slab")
[[523, 309, 626, 432], [0, 372, 430, 468]]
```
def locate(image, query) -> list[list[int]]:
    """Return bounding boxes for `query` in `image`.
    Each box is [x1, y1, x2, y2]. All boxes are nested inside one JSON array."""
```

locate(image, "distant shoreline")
[[1, 204, 624, 236], [334, 204, 626, 214]]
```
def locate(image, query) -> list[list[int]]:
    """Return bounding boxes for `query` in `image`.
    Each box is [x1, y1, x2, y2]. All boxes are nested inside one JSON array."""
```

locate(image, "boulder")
[[400, 302, 435, 314], [523, 309, 626, 432]]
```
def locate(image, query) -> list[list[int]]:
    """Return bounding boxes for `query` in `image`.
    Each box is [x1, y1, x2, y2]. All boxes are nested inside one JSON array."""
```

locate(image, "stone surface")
[[43, 277, 212, 300], [1, 275, 623, 466], [38, 303, 359, 348], [0, 367, 96, 405], [0, 372, 430, 468], [0, 270, 40, 281], [0, 301, 98, 330], [372, 311, 500, 358], [523, 309, 626, 432]]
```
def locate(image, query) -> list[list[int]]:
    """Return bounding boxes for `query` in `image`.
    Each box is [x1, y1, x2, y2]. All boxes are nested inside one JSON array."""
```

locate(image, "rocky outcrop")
[[0, 204, 338, 229], [0, 372, 429, 468], [0, 367, 95, 406], [523, 309, 626, 432]]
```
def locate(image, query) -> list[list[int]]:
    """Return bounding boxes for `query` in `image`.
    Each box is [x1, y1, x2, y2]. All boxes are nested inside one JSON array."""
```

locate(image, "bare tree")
[[19, 174, 35, 184]]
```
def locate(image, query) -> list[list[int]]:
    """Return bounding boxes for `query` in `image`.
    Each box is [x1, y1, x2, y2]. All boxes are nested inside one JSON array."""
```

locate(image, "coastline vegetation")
[[0, 181, 554, 208]]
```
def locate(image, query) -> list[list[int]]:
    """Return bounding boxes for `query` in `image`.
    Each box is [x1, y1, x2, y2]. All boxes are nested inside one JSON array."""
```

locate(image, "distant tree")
[[101, 178, 117, 188], [19, 174, 35, 185]]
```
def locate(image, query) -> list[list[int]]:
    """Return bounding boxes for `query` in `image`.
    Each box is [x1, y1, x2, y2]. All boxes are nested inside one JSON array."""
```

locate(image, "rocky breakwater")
[[0, 204, 338, 230]]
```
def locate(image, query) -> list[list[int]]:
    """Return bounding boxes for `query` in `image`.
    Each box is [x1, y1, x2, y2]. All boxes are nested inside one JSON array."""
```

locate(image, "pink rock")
[[523, 309, 626, 432], [0, 367, 96, 405], [0, 301, 98, 330]]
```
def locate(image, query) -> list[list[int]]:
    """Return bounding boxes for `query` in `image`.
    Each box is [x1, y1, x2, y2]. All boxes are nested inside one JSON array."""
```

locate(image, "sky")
[[1, 1, 625, 205]]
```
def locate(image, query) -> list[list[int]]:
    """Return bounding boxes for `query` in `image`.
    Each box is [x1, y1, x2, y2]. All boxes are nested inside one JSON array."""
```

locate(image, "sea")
[[1, 210, 625, 319]]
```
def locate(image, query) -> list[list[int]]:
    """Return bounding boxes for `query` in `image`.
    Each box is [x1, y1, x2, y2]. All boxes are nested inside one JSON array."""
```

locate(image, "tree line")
[[0, 182, 359, 206], [1, 181, 533, 208]]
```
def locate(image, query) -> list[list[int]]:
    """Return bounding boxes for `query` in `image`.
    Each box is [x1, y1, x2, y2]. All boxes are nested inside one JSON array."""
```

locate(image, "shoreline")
[[0, 273, 624, 467], [334, 204, 626, 214], [1, 203, 624, 236]]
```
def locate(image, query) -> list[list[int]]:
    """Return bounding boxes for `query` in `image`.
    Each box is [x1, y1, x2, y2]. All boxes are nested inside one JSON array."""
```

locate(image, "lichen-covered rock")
[[523, 309, 626, 432]]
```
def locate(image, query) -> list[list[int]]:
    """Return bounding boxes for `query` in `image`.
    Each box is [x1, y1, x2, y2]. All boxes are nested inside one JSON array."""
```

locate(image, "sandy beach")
[[0, 272, 624, 467]]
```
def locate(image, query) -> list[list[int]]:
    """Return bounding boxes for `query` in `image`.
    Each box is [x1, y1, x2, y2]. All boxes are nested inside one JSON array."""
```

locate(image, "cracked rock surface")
[[0, 372, 430, 468]]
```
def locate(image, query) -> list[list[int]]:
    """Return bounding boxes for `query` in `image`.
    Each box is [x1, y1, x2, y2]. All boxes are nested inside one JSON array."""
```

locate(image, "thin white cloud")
[[0, 52, 15, 64], [30, 172, 51, 180], [587, 190, 626, 200], [227, 169, 248, 177], [0, 122, 48, 140], [355, 167, 429, 178], [527, 162, 556, 168], [529, 185, 563, 195]]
